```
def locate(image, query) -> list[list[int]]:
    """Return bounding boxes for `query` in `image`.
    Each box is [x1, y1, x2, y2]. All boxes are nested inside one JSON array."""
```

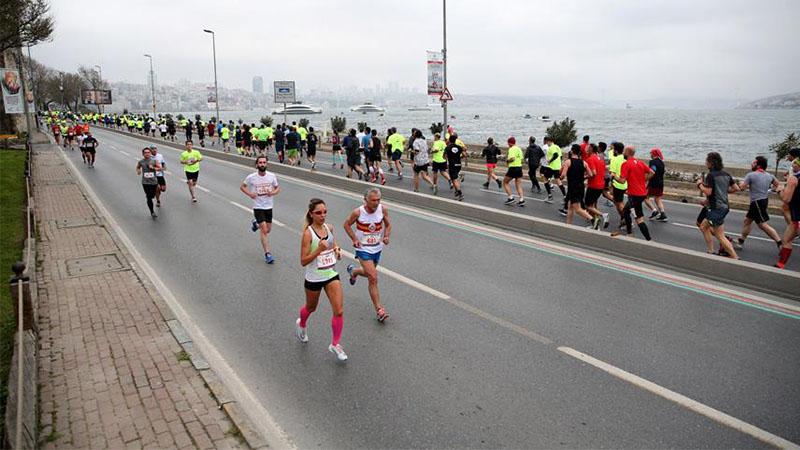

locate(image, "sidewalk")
[[34, 143, 244, 448]]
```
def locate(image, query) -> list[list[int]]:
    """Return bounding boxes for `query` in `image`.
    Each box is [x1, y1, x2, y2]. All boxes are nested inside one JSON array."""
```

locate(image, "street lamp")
[[442, 0, 448, 135], [203, 29, 220, 122], [143, 54, 156, 116]]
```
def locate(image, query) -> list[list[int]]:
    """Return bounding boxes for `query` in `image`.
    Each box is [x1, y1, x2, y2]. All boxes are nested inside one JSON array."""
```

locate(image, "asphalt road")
[[61, 129, 800, 448]]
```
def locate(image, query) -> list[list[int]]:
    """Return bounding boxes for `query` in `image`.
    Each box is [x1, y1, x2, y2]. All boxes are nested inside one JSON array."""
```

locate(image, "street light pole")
[[203, 29, 220, 122], [143, 54, 156, 116], [93, 64, 103, 113], [442, 0, 448, 136]]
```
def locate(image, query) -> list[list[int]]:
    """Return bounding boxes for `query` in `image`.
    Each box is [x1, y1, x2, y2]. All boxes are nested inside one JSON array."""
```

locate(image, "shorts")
[[448, 165, 462, 181], [286, 148, 298, 158], [505, 167, 523, 179], [160, 132, 167, 137], [257, 141, 267, 150], [347, 158, 361, 168], [185, 171, 199, 182], [584, 187, 603, 206], [332, 144, 342, 151], [696, 207, 707, 227], [568, 186, 586, 205], [355, 250, 381, 265], [625, 195, 646, 218], [306, 147, 316, 157], [745, 199, 770, 224], [486, 163, 497, 169], [540, 166, 557, 180], [705, 207, 729, 227], [391, 151, 402, 161], [304, 275, 340, 292], [432, 161, 448, 173], [142, 184, 158, 198], [85, 148, 96, 154], [413, 163, 429, 173], [156, 176, 166, 186], [253, 208, 273, 224], [612, 187, 626, 203], [222, 138, 229, 144], [648, 186, 664, 197]]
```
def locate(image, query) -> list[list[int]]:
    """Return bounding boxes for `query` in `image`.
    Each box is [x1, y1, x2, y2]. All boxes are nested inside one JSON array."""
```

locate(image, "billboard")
[[427, 51, 444, 96], [206, 85, 216, 103], [273, 80, 296, 103], [1, 68, 24, 113], [81, 89, 113, 105]]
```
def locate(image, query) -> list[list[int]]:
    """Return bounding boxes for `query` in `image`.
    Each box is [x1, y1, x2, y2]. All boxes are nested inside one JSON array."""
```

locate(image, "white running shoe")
[[295, 318, 308, 343], [328, 344, 348, 361]]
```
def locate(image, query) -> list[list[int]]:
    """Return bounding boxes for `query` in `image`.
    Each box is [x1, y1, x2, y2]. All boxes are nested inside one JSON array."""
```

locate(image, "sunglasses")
[[312, 210, 328, 215]]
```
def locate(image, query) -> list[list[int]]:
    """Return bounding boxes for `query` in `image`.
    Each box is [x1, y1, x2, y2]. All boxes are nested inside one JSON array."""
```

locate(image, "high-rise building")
[[252, 76, 264, 94]]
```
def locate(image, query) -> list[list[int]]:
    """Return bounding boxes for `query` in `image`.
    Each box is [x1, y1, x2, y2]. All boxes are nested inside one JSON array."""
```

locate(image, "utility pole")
[[143, 54, 156, 116], [442, 0, 448, 136], [15, 47, 33, 150], [26, 44, 39, 130], [203, 29, 221, 122]]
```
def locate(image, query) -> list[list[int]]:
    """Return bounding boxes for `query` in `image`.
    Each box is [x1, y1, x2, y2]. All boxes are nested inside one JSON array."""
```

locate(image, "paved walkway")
[[34, 143, 243, 449]]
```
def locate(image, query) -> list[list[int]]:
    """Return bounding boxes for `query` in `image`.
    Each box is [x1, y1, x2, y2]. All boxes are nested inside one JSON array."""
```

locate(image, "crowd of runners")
[[43, 110, 800, 360]]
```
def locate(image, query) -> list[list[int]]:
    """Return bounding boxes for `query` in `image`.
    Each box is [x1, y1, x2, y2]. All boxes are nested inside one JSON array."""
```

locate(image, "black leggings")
[[143, 184, 157, 213]]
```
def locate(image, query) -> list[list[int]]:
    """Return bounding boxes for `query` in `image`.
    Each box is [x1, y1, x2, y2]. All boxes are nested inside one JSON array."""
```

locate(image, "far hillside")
[[736, 92, 800, 110]]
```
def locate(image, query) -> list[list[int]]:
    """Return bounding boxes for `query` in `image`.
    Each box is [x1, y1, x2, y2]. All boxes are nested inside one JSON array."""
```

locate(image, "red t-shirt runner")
[[620, 157, 652, 196], [586, 154, 605, 189]]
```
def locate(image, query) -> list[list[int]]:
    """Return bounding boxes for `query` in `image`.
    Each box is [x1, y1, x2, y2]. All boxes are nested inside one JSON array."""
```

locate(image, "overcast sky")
[[31, 0, 799, 101]]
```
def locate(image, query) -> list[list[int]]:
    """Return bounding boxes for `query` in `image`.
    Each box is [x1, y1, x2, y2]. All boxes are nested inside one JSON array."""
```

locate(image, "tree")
[[209, 116, 216, 123], [298, 118, 309, 128], [176, 114, 185, 121], [769, 132, 800, 175], [77, 65, 104, 90], [430, 122, 443, 135], [260, 116, 273, 127], [545, 117, 578, 148], [194, 114, 202, 122], [357, 122, 368, 133], [330, 116, 346, 133], [0, 0, 55, 53]]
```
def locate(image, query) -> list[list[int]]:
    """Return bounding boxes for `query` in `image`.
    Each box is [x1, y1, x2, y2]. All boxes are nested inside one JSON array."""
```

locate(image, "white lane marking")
[[196, 186, 210, 193], [56, 140, 295, 449], [119, 150, 131, 156], [558, 346, 799, 449], [671, 222, 797, 248]]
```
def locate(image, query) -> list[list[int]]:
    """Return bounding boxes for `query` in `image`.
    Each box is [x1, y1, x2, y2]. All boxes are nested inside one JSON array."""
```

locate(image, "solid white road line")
[[671, 222, 797, 248], [558, 346, 799, 449]]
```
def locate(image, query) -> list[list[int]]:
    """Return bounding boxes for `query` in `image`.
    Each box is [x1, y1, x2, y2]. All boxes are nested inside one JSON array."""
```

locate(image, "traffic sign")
[[439, 87, 453, 102], [273, 80, 296, 103]]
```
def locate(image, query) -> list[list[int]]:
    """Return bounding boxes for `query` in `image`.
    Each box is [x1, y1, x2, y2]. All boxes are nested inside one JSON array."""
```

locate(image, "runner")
[[608, 142, 628, 228], [331, 130, 344, 169], [560, 144, 595, 225], [343, 129, 364, 179], [274, 125, 285, 163], [207, 121, 216, 146], [196, 118, 206, 147], [584, 143, 609, 229], [644, 148, 668, 221], [66, 124, 77, 150], [344, 188, 391, 323], [179, 140, 202, 203], [430, 132, 450, 195], [167, 117, 176, 141], [150, 146, 167, 207], [82, 131, 99, 168], [285, 126, 300, 165], [297, 123, 308, 158], [481, 138, 502, 189], [240, 156, 280, 264], [295, 198, 347, 361], [734, 155, 782, 249], [159, 121, 168, 140], [306, 126, 319, 170], [411, 129, 435, 192], [220, 123, 231, 153], [696, 151, 739, 257], [775, 157, 799, 268], [541, 136, 565, 204], [135, 147, 161, 219], [611, 146, 653, 240], [446, 135, 465, 201], [234, 125, 244, 156], [524, 137, 544, 194], [502, 137, 526, 206], [389, 128, 405, 179], [368, 129, 386, 184]]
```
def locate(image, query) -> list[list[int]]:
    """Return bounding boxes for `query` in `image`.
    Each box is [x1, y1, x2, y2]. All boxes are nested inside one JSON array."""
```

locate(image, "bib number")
[[255, 184, 272, 196], [316, 249, 336, 270], [360, 232, 381, 246], [143, 172, 155, 178]]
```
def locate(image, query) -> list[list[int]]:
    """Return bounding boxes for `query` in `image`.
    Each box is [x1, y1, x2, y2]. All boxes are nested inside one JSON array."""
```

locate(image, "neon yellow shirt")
[[609, 153, 628, 190], [546, 144, 562, 171], [181, 150, 202, 173], [221, 127, 230, 140], [507, 145, 523, 167], [431, 140, 446, 163], [298, 127, 308, 141]]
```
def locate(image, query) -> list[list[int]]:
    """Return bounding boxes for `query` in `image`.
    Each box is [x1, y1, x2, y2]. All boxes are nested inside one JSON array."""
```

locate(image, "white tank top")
[[354, 205, 384, 254], [304, 224, 338, 283]]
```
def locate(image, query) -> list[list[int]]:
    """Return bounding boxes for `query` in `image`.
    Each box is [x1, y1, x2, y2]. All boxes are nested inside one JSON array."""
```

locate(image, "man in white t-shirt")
[[240, 156, 281, 264], [149, 146, 167, 207]]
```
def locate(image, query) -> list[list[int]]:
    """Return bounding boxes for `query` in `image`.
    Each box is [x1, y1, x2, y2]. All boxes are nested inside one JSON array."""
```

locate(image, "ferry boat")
[[350, 102, 385, 113], [271, 102, 322, 115], [408, 106, 432, 111]]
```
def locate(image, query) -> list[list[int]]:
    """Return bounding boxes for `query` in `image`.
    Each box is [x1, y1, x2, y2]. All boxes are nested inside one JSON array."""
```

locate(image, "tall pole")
[[144, 54, 156, 116], [442, 0, 448, 136], [16, 47, 33, 150], [204, 29, 220, 122], [26, 44, 39, 130], [93, 64, 103, 113]]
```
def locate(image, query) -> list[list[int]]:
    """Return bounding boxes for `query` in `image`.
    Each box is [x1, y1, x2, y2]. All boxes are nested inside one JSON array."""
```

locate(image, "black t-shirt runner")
[[482, 144, 500, 164], [648, 159, 665, 189], [82, 136, 98, 151], [446, 143, 463, 166], [370, 137, 383, 161]]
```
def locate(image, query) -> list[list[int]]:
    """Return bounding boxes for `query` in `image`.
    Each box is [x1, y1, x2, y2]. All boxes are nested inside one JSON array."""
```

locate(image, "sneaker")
[[775, 240, 783, 249], [459, 173, 465, 182], [545, 195, 553, 204], [151, 212, 158, 219], [517, 199, 526, 207], [347, 264, 356, 285], [601, 213, 609, 230], [340, 164, 344, 169], [732, 238, 744, 250], [592, 216, 601, 230], [328, 344, 348, 361], [376, 307, 389, 323], [295, 318, 308, 343], [265, 252, 275, 264], [380, 177, 386, 185], [482, 182, 490, 189], [496, 179, 503, 189], [398, 173, 403, 180], [433, 185, 438, 195], [156, 201, 161, 207], [192, 197, 198, 203], [657, 213, 668, 222], [504, 197, 516, 205], [649, 210, 660, 220], [251, 219, 259, 232], [456, 193, 464, 201], [559, 208, 568, 217], [311, 162, 317, 170], [448, 180, 453, 190], [775, 261, 786, 269]]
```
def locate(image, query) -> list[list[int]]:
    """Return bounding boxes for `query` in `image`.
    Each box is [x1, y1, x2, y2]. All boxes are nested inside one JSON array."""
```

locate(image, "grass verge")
[[0, 148, 28, 444]]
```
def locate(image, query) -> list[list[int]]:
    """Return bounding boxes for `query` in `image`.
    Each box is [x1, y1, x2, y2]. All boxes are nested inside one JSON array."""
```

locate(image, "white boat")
[[350, 102, 385, 113], [271, 102, 322, 115], [408, 106, 432, 111], [538, 115, 551, 122]]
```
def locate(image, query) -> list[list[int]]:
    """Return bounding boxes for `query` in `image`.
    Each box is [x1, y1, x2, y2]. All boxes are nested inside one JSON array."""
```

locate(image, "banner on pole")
[[426, 51, 444, 96], [206, 85, 217, 103], [1, 68, 25, 114]]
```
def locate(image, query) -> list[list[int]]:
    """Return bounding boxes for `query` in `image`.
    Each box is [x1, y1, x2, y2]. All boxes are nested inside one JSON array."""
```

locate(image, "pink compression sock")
[[331, 315, 343, 346], [299, 306, 311, 328]]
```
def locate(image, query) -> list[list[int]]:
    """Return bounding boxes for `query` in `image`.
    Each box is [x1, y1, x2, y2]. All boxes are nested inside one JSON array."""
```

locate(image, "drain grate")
[[64, 254, 124, 277], [53, 217, 98, 229]]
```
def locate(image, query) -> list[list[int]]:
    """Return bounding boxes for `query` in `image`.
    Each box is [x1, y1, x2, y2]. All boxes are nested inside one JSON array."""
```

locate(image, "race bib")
[[316, 249, 337, 270], [188, 158, 197, 164], [255, 184, 272, 196], [143, 172, 155, 178], [360, 232, 381, 246]]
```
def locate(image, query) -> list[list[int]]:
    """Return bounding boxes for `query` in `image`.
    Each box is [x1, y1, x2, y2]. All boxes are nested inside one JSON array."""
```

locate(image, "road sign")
[[439, 87, 453, 102], [273, 80, 296, 103]]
